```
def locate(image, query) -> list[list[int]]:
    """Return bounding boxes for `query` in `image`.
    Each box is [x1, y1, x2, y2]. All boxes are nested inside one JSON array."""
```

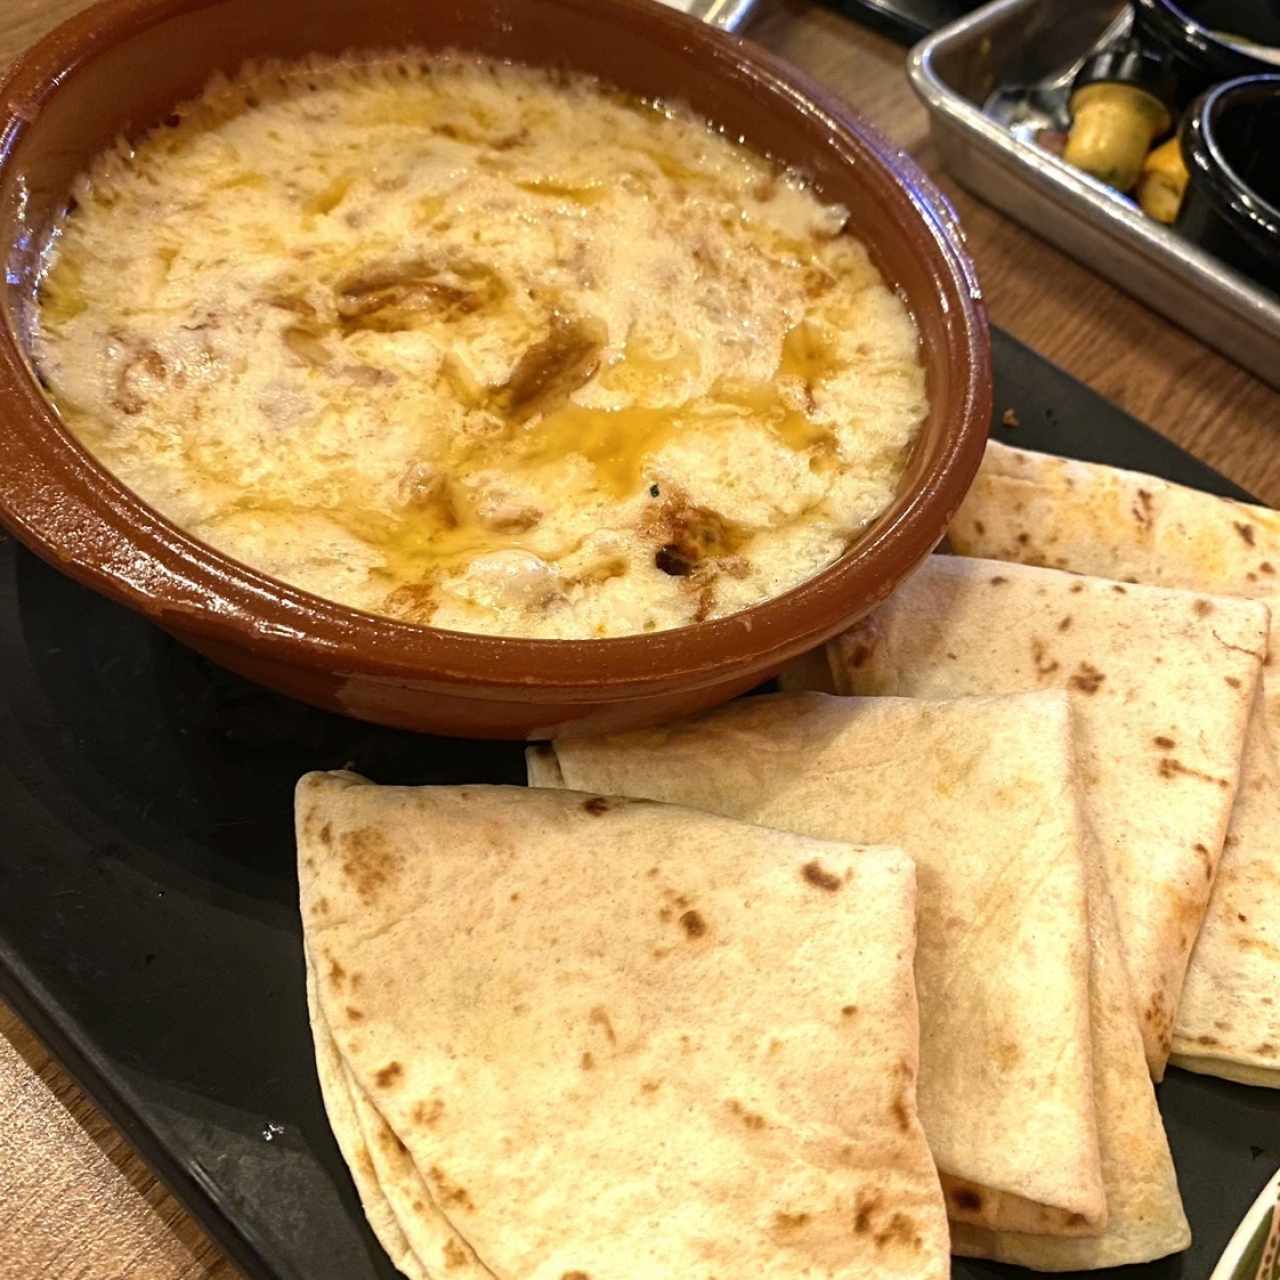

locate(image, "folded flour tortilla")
[[827, 557, 1204, 1267], [529, 690, 1110, 1238], [829, 554, 1265, 1079], [297, 773, 950, 1280], [951, 441, 1280, 1087], [306, 961, 440, 1280]]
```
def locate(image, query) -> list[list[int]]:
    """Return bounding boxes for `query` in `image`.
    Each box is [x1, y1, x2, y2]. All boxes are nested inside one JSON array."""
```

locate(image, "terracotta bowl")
[[0, 0, 990, 739]]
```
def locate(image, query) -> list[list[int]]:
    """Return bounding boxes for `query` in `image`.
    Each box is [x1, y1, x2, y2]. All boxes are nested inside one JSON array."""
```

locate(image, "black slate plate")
[[1, 327, 1277, 1280]]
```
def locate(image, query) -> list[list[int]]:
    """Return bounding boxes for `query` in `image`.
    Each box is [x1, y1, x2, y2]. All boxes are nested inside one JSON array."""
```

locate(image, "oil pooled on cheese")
[[33, 52, 927, 639]]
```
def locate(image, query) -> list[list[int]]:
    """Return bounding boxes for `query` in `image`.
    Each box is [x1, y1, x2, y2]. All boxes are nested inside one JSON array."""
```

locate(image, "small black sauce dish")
[[1132, 0, 1280, 106], [1176, 74, 1280, 294]]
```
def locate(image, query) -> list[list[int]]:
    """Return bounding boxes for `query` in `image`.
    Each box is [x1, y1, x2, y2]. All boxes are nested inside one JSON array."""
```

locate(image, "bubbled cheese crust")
[[34, 53, 926, 639]]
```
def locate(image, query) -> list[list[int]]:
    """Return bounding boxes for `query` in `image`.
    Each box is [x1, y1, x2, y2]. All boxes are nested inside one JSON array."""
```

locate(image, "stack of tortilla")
[[950, 440, 1280, 1088], [294, 437, 1280, 1277], [297, 773, 950, 1279], [530, 689, 1190, 1269], [828, 554, 1266, 1079]]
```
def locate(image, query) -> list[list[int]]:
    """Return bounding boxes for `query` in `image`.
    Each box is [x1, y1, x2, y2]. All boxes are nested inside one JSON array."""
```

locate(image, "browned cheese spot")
[[492, 313, 605, 421], [1238, 912, 1249, 923], [1262, 562, 1276, 575], [1194, 598, 1215, 617], [774, 1211, 811, 1231], [339, 825, 404, 903], [1058, 615, 1072, 632], [647, 499, 745, 580], [429, 1165, 476, 1212], [1069, 663, 1106, 694], [679, 909, 708, 939], [1031, 638, 1059, 676], [841, 1005, 858, 1018], [589, 1006, 617, 1044], [411, 1098, 445, 1128], [728, 1099, 766, 1129], [580, 1052, 595, 1071], [1070, 582, 1084, 594], [374, 1061, 403, 1089], [655, 544, 693, 576], [1154, 735, 1176, 750], [802, 860, 843, 892], [582, 796, 610, 816], [1235, 521, 1257, 546]]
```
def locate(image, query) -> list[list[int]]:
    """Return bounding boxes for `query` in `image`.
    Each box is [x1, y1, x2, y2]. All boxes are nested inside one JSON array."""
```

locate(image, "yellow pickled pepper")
[[1063, 42, 1175, 193], [1137, 134, 1191, 224]]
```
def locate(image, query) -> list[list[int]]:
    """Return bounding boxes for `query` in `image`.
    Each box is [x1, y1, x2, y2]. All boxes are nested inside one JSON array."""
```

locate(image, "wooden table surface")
[[2, 1, 1278, 1277]]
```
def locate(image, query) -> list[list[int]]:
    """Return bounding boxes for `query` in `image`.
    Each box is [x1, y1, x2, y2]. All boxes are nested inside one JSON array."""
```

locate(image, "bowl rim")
[[0, 0, 991, 694]]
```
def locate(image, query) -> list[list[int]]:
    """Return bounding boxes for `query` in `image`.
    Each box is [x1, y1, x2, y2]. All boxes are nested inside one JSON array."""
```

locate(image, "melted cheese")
[[33, 52, 927, 639]]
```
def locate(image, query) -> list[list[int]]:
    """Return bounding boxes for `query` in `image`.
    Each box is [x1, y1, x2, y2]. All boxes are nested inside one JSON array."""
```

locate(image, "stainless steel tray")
[[659, 0, 761, 30], [908, 0, 1280, 391]]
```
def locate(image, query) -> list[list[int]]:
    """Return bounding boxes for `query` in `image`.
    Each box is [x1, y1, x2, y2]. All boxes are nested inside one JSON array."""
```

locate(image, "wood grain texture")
[[0, 1003, 240, 1280], [2, 1, 1278, 1278]]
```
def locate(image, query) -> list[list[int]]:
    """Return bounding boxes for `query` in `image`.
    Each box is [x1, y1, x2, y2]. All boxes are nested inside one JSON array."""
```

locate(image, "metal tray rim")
[[906, 0, 1280, 376]]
